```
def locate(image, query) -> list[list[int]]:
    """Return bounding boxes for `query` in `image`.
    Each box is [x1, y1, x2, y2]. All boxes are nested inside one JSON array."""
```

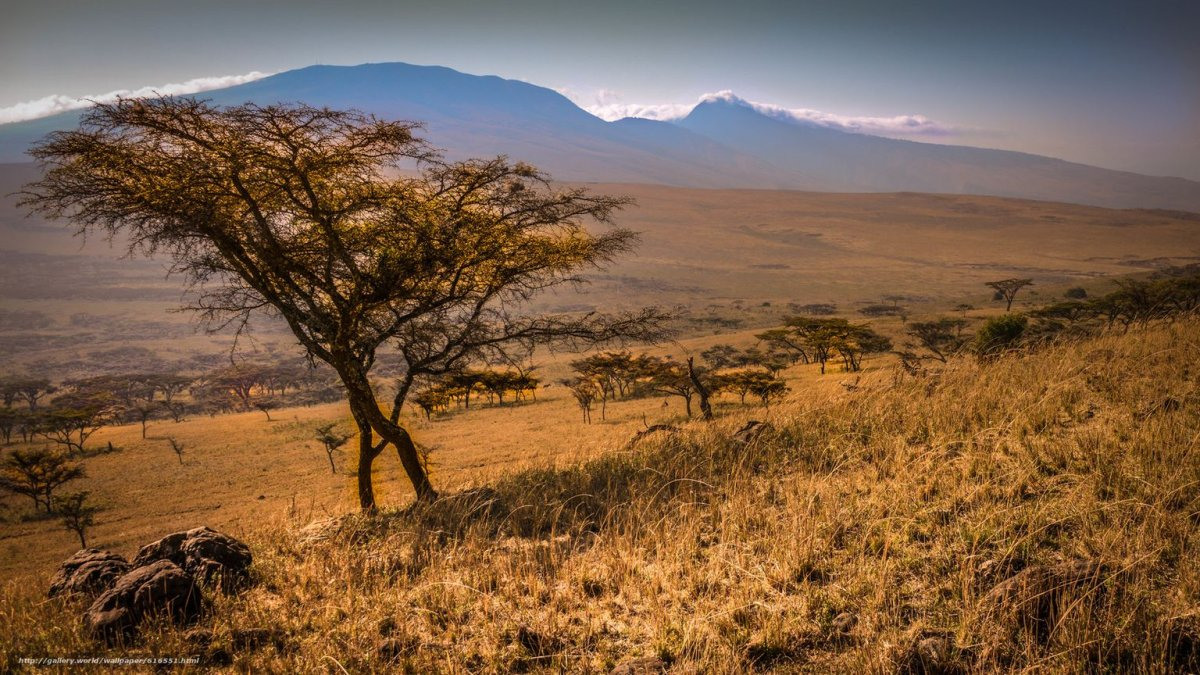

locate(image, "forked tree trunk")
[[346, 381, 437, 508]]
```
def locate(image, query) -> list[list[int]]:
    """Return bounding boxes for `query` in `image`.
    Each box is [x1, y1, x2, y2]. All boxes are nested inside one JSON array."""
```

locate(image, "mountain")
[[676, 96, 1200, 209], [2, 62, 1198, 210]]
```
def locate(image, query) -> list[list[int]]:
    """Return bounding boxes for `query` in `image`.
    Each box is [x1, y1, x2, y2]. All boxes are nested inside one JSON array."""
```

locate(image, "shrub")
[[975, 314, 1028, 360]]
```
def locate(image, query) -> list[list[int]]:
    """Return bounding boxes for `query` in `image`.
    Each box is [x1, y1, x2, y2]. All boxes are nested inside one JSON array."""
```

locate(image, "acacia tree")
[[0, 448, 85, 512], [23, 97, 667, 509], [314, 423, 352, 474], [986, 278, 1034, 312]]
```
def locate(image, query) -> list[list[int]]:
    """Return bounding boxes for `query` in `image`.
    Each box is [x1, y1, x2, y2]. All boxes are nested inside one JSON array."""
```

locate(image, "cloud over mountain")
[[576, 88, 962, 138], [0, 72, 272, 124]]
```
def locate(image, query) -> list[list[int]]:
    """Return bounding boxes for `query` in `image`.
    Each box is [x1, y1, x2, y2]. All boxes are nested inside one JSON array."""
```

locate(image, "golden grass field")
[[2, 317, 1199, 672]]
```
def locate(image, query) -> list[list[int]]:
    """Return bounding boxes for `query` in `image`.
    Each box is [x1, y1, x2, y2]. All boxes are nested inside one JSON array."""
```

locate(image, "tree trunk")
[[327, 450, 337, 474], [354, 414, 381, 511], [346, 381, 437, 504], [687, 357, 713, 421]]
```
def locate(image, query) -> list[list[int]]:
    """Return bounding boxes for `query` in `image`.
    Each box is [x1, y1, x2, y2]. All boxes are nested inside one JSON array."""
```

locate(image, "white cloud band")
[[579, 89, 960, 138], [0, 71, 272, 125]]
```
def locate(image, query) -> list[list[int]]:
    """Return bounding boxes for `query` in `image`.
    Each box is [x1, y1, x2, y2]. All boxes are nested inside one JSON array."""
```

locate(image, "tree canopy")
[[22, 97, 669, 508]]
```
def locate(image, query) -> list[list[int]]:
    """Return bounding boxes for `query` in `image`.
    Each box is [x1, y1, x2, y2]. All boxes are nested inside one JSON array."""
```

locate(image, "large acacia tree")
[[22, 97, 668, 509]]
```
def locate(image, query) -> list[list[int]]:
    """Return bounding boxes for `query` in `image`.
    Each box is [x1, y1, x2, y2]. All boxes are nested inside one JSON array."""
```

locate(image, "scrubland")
[[3, 317, 1198, 672]]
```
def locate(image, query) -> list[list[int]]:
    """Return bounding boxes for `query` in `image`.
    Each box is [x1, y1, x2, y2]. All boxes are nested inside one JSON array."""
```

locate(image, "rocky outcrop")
[[50, 527, 253, 643], [84, 560, 202, 642], [48, 549, 131, 599], [132, 526, 252, 587]]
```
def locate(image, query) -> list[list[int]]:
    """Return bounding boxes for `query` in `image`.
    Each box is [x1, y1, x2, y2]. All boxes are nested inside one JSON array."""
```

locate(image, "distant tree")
[[749, 378, 789, 408], [954, 303, 975, 317], [643, 358, 704, 418], [0, 448, 84, 512], [741, 346, 794, 377], [314, 423, 352, 474], [1064, 287, 1088, 300], [563, 378, 598, 424], [1, 378, 57, 412], [904, 318, 968, 363], [129, 402, 162, 439], [755, 328, 811, 365], [411, 388, 450, 420], [57, 491, 99, 547], [858, 304, 904, 318], [985, 278, 1034, 312], [975, 314, 1028, 360], [831, 324, 893, 372], [0, 408, 22, 444], [166, 437, 185, 465], [788, 303, 837, 316], [254, 400, 277, 422], [24, 96, 674, 509], [40, 389, 115, 455], [701, 344, 744, 370], [761, 317, 889, 374]]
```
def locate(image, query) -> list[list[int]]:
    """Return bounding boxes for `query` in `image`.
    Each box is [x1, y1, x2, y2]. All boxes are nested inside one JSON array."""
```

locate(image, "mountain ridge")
[[2, 61, 1198, 210]]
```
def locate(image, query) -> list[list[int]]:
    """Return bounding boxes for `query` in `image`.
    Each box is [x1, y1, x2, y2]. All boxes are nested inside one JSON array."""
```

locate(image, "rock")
[[610, 656, 668, 674], [48, 549, 131, 599], [982, 558, 1103, 644], [132, 527, 252, 587], [84, 560, 202, 642]]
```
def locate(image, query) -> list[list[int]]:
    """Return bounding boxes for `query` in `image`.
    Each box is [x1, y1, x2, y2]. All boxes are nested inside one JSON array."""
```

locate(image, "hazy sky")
[[2, 0, 1198, 179]]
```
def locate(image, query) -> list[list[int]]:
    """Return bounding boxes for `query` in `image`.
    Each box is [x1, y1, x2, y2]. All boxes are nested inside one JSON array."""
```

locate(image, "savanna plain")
[[2, 166, 1200, 672]]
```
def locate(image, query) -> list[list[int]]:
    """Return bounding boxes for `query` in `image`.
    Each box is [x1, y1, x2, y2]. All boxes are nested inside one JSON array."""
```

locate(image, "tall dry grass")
[[3, 319, 1199, 672]]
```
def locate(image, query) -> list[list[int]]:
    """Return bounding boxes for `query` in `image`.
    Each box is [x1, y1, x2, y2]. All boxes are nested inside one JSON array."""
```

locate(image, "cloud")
[[568, 88, 964, 138], [0, 71, 272, 125]]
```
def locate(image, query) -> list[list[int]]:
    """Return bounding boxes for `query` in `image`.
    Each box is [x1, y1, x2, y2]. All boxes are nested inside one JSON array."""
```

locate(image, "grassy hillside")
[[3, 318, 1198, 671]]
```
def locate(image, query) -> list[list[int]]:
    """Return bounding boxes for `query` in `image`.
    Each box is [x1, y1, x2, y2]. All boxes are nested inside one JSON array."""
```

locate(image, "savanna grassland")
[[4, 159, 1200, 374], [3, 160, 1200, 672], [3, 316, 1199, 672]]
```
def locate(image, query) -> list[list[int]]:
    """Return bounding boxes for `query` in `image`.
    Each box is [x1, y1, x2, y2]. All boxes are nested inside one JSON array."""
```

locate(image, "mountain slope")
[[1, 61, 1198, 209], [676, 97, 1200, 209]]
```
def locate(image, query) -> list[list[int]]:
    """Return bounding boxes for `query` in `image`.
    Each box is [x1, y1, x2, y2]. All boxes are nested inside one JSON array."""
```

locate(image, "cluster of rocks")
[[48, 526, 252, 642]]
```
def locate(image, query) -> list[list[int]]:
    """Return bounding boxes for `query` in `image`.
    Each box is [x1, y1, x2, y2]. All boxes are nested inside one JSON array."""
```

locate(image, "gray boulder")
[[132, 526, 252, 587], [48, 549, 131, 599], [84, 560, 202, 642]]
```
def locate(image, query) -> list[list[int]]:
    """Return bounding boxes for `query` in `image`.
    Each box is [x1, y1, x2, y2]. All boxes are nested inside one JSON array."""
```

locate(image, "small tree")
[[564, 378, 598, 424], [1064, 287, 1088, 300], [985, 278, 1034, 312], [58, 491, 99, 547], [315, 423, 352, 474], [166, 437, 185, 465], [904, 318, 968, 363], [0, 448, 84, 512], [749, 378, 789, 408], [254, 401, 277, 422]]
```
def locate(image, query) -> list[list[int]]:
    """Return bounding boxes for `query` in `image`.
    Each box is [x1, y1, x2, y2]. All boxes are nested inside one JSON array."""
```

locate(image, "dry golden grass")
[[2, 318, 1199, 672]]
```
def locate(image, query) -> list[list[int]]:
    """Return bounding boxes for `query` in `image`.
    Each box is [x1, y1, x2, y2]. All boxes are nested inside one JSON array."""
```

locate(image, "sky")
[[2, 0, 1198, 179]]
